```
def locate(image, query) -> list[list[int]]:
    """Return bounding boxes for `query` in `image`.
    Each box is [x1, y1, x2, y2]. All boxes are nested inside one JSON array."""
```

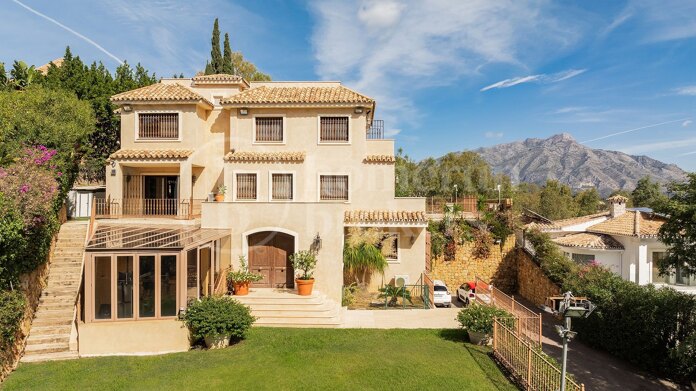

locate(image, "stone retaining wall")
[[516, 249, 561, 307], [430, 235, 517, 294]]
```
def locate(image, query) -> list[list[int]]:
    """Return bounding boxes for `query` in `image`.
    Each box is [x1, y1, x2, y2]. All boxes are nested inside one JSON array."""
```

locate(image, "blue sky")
[[1, 0, 695, 170]]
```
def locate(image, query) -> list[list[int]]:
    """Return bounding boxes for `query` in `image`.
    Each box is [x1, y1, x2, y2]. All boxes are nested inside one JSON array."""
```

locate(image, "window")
[[320, 175, 349, 201], [382, 233, 399, 262], [138, 113, 179, 139], [271, 173, 294, 201], [319, 116, 349, 143], [255, 117, 284, 143], [161, 255, 177, 317], [652, 252, 669, 284], [94, 256, 111, 320], [236, 173, 258, 200], [571, 253, 595, 264], [116, 256, 133, 319], [139, 255, 156, 318]]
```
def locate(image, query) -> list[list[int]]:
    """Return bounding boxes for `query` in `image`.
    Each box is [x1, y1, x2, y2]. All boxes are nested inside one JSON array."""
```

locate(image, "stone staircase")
[[233, 289, 343, 328], [21, 221, 88, 363]]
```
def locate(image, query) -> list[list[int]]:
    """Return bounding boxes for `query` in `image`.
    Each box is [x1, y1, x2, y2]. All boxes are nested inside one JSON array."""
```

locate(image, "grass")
[[3, 328, 517, 391]]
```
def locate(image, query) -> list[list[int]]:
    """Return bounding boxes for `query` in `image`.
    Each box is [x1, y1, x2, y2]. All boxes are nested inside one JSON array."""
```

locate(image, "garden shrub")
[[0, 290, 26, 349], [527, 229, 696, 384], [181, 296, 255, 342], [457, 304, 513, 334]]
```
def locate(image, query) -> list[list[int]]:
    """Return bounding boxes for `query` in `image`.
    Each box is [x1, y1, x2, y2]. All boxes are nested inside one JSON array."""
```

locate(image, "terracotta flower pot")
[[204, 334, 230, 349], [214, 194, 225, 202], [233, 282, 250, 296], [295, 278, 315, 296]]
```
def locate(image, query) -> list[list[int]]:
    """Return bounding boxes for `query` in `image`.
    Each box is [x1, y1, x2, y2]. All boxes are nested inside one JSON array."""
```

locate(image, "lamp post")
[[496, 184, 502, 208], [454, 184, 458, 204], [553, 291, 595, 391]]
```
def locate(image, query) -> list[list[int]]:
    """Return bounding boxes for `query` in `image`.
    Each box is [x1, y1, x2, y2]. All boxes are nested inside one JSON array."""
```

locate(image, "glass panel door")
[[160, 255, 177, 317], [186, 249, 198, 302], [199, 246, 212, 297], [116, 256, 134, 319], [139, 255, 156, 318], [94, 256, 112, 320]]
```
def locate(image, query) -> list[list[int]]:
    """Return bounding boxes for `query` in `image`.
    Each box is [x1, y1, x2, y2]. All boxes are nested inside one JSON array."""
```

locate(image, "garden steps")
[[22, 220, 87, 363], [233, 289, 343, 328]]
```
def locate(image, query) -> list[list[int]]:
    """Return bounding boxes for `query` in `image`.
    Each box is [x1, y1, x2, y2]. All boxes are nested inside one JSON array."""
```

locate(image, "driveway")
[[516, 297, 686, 390]]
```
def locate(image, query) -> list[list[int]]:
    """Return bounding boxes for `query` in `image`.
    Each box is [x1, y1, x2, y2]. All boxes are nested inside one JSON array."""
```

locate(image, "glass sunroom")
[[83, 224, 231, 323]]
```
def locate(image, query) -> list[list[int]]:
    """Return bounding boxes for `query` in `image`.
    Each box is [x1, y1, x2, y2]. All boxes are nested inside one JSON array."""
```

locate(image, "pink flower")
[[20, 184, 30, 193]]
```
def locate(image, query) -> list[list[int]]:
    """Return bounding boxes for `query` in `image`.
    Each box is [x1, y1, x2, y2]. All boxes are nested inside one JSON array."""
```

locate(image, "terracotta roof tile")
[[221, 85, 374, 106], [224, 151, 305, 162], [364, 155, 396, 163], [587, 211, 665, 238], [553, 233, 625, 250], [191, 74, 248, 86], [108, 149, 193, 161], [344, 210, 427, 225], [525, 211, 610, 231], [111, 83, 214, 107]]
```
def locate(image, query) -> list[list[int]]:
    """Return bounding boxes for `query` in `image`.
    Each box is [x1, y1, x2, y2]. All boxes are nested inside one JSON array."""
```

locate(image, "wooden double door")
[[248, 232, 295, 288]]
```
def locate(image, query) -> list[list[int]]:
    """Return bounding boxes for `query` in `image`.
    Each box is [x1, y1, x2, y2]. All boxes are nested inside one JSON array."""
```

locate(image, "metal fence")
[[475, 277, 542, 346], [366, 119, 384, 139], [493, 318, 584, 391], [94, 198, 203, 219]]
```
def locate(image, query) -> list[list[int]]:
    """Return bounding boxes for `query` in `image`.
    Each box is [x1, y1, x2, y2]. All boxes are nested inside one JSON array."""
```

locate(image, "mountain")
[[475, 133, 688, 196]]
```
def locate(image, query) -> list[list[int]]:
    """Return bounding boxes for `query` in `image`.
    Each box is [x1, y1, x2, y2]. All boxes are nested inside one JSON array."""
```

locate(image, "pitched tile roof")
[[525, 211, 610, 231], [553, 232, 625, 250], [587, 211, 665, 238], [108, 149, 193, 161], [191, 74, 248, 86], [223, 151, 305, 162], [344, 210, 428, 226], [111, 83, 214, 107], [364, 155, 396, 163], [221, 85, 374, 106]]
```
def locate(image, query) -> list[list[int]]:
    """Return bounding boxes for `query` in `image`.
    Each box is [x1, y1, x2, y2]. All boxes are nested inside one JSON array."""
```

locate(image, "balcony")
[[366, 119, 384, 139], [94, 198, 203, 220]]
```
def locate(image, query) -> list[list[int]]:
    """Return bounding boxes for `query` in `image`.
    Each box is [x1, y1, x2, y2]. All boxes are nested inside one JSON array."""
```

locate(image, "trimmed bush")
[[0, 290, 26, 349], [457, 304, 513, 334], [527, 229, 696, 384], [181, 296, 255, 342]]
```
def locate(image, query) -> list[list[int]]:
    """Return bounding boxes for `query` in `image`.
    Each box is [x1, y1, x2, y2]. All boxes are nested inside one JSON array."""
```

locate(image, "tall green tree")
[[575, 188, 602, 216], [632, 176, 667, 209], [539, 180, 578, 220], [208, 18, 223, 74], [655, 173, 696, 276], [222, 33, 234, 74], [0, 63, 8, 90], [10, 61, 40, 90]]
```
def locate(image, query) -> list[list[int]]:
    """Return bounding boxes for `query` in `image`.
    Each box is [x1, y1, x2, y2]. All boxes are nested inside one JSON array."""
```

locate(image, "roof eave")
[[220, 102, 373, 108], [110, 99, 214, 110]]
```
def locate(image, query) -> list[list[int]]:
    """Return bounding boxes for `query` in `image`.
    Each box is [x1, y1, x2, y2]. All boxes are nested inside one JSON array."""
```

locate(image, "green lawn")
[[3, 328, 517, 391]]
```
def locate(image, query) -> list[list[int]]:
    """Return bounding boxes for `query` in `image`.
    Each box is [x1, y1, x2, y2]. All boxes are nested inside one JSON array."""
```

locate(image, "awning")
[[86, 224, 229, 251]]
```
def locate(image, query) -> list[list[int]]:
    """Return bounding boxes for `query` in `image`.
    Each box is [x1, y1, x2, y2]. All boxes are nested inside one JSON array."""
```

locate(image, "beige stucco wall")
[[79, 320, 189, 356]]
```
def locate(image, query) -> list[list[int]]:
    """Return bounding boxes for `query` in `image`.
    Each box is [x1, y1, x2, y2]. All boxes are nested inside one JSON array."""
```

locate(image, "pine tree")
[[209, 18, 223, 74], [222, 33, 234, 74], [204, 61, 213, 75]]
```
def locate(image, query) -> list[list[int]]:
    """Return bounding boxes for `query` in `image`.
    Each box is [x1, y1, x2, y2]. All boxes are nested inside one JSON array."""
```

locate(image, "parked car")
[[457, 281, 491, 306], [432, 280, 452, 308]]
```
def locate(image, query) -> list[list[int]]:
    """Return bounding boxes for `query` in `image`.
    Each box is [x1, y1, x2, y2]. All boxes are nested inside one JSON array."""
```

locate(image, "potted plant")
[[227, 256, 262, 296], [180, 296, 255, 349], [457, 304, 512, 345], [291, 250, 317, 296], [215, 185, 226, 202]]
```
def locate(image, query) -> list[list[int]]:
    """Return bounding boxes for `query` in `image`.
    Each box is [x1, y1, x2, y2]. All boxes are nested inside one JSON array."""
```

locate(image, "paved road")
[[516, 297, 686, 391]]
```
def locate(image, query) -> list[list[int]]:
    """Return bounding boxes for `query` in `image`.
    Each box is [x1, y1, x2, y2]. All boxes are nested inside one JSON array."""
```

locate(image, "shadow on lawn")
[[438, 329, 519, 391]]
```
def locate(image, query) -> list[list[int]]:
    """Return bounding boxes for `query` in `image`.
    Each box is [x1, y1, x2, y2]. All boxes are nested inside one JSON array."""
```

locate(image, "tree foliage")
[[209, 18, 223, 74], [539, 180, 579, 220], [632, 176, 667, 209], [655, 173, 696, 276], [204, 19, 270, 81], [343, 227, 392, 285]]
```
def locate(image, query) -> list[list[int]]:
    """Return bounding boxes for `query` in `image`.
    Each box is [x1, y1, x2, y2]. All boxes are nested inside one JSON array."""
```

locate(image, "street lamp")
[[496, 184, 502, 208], [551, 291, 596, 391], [453, 184, 458, 204]]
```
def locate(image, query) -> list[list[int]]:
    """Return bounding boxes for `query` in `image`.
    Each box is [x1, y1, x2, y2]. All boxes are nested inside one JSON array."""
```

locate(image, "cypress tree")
[[222, 33, 234, 74], [209, 18, 223, 74], [204, 61, 213, 75]]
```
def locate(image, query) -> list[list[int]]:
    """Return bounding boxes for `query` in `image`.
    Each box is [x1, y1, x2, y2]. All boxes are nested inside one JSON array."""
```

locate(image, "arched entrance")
[[247, 231, 295, 288]]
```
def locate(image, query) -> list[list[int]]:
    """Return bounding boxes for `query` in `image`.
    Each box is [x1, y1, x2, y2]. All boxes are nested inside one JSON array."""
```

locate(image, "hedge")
[[527, 229, 696, 384], [0, 290, 26, 351]]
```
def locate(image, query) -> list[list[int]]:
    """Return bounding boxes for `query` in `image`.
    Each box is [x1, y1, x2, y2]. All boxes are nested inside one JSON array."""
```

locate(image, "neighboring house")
[[65, 75, 426, 355], [66, 184, 105, 218], [526, 195, 694, 292]]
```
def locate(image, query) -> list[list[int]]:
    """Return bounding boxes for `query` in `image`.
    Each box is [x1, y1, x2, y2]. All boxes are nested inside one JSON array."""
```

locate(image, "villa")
[[23, 75, 428, 360], [525, 195, 694, 292]]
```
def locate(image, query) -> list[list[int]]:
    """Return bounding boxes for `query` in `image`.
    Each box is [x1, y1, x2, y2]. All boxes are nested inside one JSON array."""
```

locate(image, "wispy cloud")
[[620, 137, 696, 154], [581, 118, 691, 144], [674, 85, 696, 96], [484, 131, 504, 139], [683, 120, 693, 127], [679, 150, 696, 157], [310, 0, 583, 136], [11, 0, 123, 64], [480, 69, 586, 92], [601, 9, 634, 36]]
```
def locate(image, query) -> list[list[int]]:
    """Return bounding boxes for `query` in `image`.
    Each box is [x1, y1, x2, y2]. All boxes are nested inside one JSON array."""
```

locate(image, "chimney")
[[607, 195, 627, 218], [634, 212, 641, 235]]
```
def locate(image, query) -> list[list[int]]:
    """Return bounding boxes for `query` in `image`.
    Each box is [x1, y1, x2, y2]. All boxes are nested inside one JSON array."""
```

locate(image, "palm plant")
[[343, 227, 394, 286], [378, 285, 413, 307]]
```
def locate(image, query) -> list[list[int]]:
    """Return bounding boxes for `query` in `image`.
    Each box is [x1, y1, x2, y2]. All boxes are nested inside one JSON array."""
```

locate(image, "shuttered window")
[[255, 117, 284, 142], [319, 117, 349, 142], [272, 174, 293, 201], [320, 175, 349, 201], [236, 173, 257, 200], [138, 113, 179, 139]]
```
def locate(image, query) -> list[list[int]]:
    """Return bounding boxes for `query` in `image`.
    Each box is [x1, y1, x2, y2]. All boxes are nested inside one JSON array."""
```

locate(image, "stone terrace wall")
[[516, 249, 561, 307], [430, 235, 517, 294]]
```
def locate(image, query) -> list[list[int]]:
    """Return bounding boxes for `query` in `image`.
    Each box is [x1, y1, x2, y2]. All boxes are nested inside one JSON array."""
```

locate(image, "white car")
[[432, 280, 452, 308], [457, 281, 492, 306]]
